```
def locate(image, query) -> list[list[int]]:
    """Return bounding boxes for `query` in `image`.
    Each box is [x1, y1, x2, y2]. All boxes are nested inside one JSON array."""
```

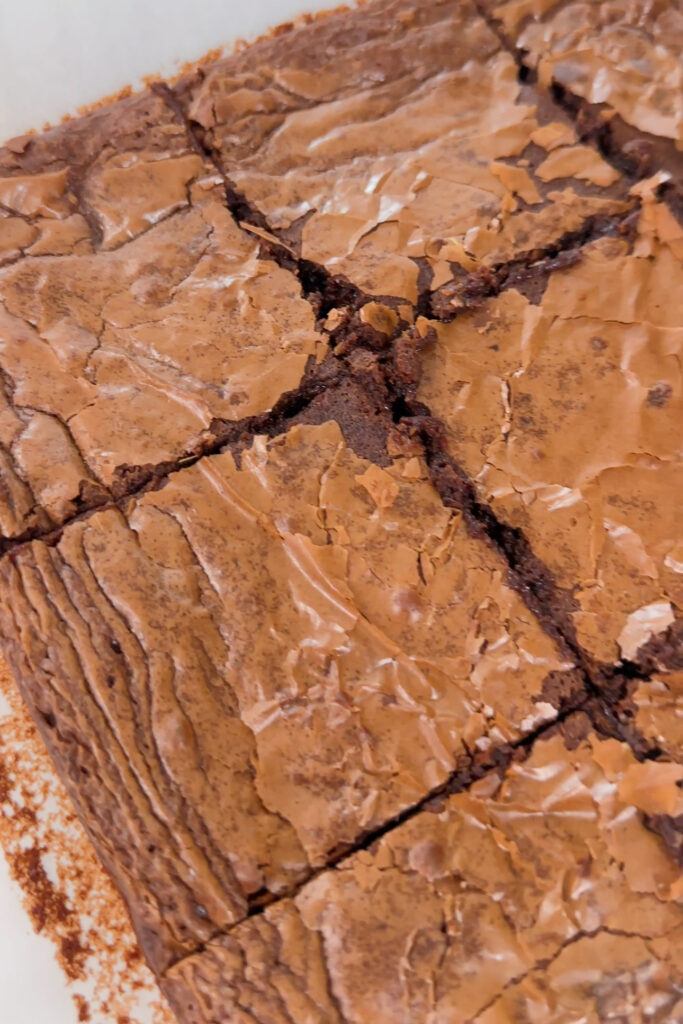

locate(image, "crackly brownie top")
[[485, 0, 683, 143], [0, 89, 205, 253], [163, 731, 683, 1024], [0, 0, 655, 549], [0, 175, 324, 538], [0, 0, 681, 1019], [177, 0, 630, 299], [0, 420, 573, 969], [417, 192, 683, 665]]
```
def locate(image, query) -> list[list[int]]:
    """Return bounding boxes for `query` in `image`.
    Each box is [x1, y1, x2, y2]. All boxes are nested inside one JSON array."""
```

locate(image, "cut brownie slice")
[[0, 421, 574, 972], [162, 729, 683, 1024], [483, 0, 683, 146], [0, 88, 204, 541], [173, 0, 631, 302], [417, 195, 683, 664], [0, 170, 323, 540], [0, 4, 680, 1021]]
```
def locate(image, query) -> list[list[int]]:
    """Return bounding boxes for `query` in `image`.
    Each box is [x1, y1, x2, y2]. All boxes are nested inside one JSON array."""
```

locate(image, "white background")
[[0, 847, 77, 1023], [0, 0, 334, 140], [0, 2, 333, 1021]]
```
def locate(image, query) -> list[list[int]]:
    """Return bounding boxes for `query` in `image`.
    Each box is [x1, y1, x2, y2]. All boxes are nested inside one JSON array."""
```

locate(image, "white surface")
[[0, 0, 334, 141], [0, 4, 336, 1020], [0, 837, 78, 1024]]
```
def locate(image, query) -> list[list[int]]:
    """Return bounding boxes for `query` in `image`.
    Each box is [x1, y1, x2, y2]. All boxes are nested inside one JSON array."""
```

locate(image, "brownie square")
[[0, 171, 324, 540]]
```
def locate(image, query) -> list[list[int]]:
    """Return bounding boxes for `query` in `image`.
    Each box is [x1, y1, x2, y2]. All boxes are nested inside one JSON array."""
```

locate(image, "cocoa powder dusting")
[[0, 655, 174, 1024]]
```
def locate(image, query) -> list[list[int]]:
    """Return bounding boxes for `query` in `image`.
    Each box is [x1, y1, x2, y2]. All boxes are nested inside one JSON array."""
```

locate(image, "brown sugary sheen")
[[0, 1, 681, 1023], [163, 733, 683, 1024], [484, 0, 683, 143], [0, 168, 323, 539], [418, 190, 683, 665], [178, 0, 631, 294], [0, 421, 571, 972], [634, 673, 683, 762]]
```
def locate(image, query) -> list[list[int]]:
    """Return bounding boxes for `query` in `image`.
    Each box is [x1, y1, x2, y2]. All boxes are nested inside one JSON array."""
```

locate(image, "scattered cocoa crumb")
[[10, 844, 89, 979], [74, 994, 91, 1022]]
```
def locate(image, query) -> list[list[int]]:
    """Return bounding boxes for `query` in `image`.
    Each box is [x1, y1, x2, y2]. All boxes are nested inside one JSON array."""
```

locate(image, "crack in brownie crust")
[[0, 170, 330, 542], [162, 730, 683, 1024], [426, 204, 639, 320], [0, 419, 579, 971], [150, 82, 393, 325], [415, 189, 682, 673], [477, 0, 683, 218], [0, 1, 681, 1021], [164, 0, 636, 305], [480, 0, 683, 146]]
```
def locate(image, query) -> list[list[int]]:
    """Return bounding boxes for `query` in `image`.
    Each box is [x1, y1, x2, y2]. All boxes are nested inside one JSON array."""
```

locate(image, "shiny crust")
[[179, 0, 631, 295], [484, 0, 683, 143], [418, 191, 682, 664], [0, 422, 570, 970], [0, 0, 643, 545], [634, 673, 683, 762], [0, 1, 680, 1020], [0, 172, 323, 540], [162, 732, 683, 1023]]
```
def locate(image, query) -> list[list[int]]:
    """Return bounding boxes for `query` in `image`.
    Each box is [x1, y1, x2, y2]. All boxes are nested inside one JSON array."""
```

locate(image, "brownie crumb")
[[537, 670, 587, 713], [647, 382, 673, 407], [633, 619, 683, 674], [558, 710, 594, 749]]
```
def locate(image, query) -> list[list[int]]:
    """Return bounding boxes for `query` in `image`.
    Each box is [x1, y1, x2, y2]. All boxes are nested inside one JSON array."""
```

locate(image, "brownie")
[[0, 2, 680, 1022], [172, 0, 633, 298], [481, 0, 683, 208], [417, 194, 682, 666], [0, 89, 213, 252], [483, 0, 683, 145], [0, 420, 573, 972], [162, 730, 683, 1023], [0, 0, 666, 549], [0, 167, 326, 541]]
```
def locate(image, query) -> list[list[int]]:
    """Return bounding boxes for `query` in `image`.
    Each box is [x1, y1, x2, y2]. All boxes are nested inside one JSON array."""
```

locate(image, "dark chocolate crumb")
[[647, 382, 673, 407]]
